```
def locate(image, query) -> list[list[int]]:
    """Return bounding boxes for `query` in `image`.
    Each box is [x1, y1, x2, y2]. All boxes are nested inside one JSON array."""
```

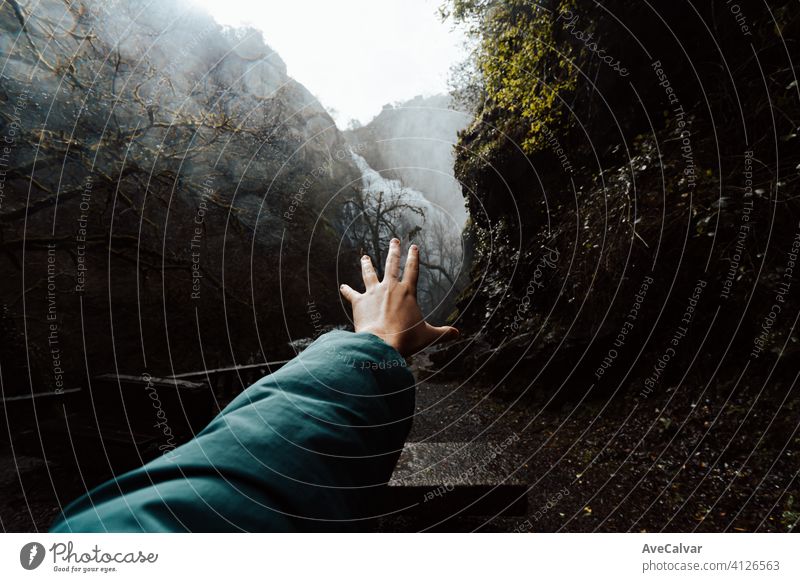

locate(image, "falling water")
[[350, 152, 442, 219]]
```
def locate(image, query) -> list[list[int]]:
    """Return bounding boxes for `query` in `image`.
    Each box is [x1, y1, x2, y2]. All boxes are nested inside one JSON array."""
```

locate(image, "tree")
[[342, 185, 426, 278]]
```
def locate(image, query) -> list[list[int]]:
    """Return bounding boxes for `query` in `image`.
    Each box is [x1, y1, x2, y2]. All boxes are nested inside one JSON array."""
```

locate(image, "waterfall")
[[349, 152, 442, 219]]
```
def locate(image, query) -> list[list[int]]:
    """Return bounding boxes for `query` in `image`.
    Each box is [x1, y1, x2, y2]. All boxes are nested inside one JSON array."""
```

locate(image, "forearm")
[[50, 331, 415, 532]]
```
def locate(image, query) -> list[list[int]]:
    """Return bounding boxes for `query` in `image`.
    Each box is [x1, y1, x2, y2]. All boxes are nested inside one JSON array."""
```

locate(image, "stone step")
[[382, 442, 528, 527]]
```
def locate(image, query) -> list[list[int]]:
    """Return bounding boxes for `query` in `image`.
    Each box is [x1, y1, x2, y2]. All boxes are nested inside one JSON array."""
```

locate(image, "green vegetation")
[[446, 0, 577, 153]]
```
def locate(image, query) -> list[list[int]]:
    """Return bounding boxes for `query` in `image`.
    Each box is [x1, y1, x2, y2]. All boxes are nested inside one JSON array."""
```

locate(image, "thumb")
[[339, 284, 359, 304], [427, 324, 460, 344]]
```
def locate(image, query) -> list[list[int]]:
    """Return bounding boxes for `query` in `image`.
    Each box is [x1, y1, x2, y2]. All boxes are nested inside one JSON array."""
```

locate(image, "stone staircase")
[[380, 441, 528, 531]]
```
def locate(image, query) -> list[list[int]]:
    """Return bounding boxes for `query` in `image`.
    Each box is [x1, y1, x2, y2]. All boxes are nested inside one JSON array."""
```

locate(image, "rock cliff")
[[0, 0, 362, 390]]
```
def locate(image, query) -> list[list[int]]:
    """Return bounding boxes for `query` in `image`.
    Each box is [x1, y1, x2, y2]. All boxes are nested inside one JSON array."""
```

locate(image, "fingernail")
[[391, 238, 399, 245], [362, 255, 369, 261], [411, 244, 418, 252]]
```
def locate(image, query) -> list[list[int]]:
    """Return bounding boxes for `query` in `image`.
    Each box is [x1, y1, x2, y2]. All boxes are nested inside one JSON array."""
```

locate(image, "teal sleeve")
[[49, 331, 415, 532]]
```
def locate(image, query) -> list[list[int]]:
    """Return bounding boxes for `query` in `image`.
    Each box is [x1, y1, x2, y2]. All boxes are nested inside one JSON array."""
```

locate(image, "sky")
[[187, 0, 468, 127]]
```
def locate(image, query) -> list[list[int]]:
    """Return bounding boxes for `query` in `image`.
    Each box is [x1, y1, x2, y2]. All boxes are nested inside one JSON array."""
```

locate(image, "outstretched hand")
[[339, 239, 459, 357]]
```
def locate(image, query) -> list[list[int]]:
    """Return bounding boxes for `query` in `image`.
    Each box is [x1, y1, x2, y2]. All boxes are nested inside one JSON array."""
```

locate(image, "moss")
[[453, 0, 578, 155]]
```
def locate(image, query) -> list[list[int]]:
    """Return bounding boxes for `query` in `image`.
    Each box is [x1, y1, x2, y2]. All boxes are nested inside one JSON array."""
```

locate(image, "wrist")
[[357, 327, 402, 355]]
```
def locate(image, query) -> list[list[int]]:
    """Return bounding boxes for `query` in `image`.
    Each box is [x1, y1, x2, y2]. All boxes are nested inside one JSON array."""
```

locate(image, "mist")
[[345, 94, 471, 225]]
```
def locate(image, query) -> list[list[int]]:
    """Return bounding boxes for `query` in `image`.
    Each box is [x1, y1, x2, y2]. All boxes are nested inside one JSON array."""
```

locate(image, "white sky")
[[187, 0, 467, 126]]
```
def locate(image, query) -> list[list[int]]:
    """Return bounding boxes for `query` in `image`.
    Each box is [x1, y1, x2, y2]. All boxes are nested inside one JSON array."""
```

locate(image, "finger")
[[383, 238, 401, 281], [361, 254, 379, 289], [339, 284, 360, 304], [426, 324, 460, 345], [402, 243, 419, 292]]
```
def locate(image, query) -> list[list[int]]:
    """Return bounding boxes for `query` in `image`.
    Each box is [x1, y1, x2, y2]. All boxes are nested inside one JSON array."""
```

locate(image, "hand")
[[339, 239, 459, 357]]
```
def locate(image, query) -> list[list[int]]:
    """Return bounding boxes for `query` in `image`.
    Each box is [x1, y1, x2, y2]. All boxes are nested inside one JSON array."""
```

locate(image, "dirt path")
[[405, 353, 798, 532]]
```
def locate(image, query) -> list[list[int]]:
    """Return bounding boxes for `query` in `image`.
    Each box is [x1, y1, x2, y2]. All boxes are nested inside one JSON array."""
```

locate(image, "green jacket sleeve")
[[50, 330, 415, 532]]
